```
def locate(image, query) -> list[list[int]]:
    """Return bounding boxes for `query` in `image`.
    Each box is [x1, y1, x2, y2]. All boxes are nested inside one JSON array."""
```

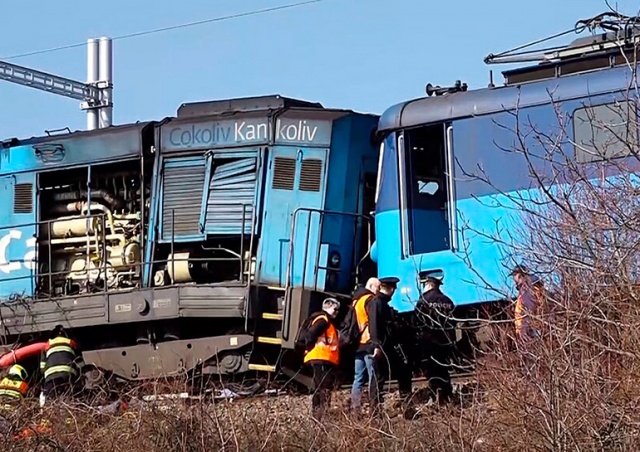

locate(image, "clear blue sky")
[[1, 0, 638, 140]]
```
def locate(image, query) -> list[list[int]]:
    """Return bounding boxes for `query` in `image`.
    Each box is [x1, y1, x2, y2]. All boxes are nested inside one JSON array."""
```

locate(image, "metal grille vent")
[[299, 159, 322, 192], [272, 157, 296, 191], [14, 183, 33, 214], [161, 159, 206, 240]]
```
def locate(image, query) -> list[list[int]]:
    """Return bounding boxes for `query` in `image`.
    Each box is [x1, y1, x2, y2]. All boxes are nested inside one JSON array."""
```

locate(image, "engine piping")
[[52, 189, 125, 210]]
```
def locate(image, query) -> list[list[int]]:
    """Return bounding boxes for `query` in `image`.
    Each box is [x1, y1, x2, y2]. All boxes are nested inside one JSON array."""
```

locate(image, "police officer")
[[303, 297, 342, 420], [416, 271, 455, 405], [40, 327, 85, 399]]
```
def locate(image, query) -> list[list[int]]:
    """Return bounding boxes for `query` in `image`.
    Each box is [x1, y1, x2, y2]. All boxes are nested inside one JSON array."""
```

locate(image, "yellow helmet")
[[8, 364, 28, 380]]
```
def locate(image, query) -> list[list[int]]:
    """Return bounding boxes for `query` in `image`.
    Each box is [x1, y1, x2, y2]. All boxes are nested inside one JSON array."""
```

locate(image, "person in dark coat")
[[416, 271, 456, 405], [350, 276, 398, 415]]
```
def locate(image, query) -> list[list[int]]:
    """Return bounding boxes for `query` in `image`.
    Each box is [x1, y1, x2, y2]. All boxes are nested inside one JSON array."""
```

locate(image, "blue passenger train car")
[[0, 95, 379, 384], [372, 19, 640, 330]]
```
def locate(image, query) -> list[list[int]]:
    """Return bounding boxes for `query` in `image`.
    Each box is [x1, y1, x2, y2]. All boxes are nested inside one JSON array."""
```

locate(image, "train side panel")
[[375, 68, 640, 311], [0, 170, 37, 299], [321, 113, 379, 293]]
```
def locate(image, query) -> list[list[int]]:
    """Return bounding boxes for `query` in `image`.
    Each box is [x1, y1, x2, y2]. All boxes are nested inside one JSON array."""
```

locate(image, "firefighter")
[[351, 276, 399, 415], [0, 364, 29, 411], [0, 364, 29, 433], [40, 327, 85, 400], [416, 271, 455, 406], [303, 297, 342, 420]]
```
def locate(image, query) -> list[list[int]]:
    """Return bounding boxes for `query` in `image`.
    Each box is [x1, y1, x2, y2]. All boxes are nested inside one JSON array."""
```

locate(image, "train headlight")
[[329, 252, 341, 268]]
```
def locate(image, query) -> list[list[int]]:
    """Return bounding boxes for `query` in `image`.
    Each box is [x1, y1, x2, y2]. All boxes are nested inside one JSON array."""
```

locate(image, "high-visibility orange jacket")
[[303, 313, 340, 366]]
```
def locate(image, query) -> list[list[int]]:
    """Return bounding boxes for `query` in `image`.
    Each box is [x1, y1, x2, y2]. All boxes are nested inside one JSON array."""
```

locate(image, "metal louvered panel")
[[205, 158, 258, 235], [161, 157, 206, 241], [298, 159, 323, 192], [13, 183, 33, 214], [272, 157, 296, 191]]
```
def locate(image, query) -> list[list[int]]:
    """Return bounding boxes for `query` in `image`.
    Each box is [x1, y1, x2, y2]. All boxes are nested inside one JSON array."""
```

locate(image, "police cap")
[[379, 276, 400, 287], [421, 269, 444, 285]]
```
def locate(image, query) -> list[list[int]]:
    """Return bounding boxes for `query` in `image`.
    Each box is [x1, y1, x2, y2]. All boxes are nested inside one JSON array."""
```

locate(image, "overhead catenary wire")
[[1, 0, 330, 61]]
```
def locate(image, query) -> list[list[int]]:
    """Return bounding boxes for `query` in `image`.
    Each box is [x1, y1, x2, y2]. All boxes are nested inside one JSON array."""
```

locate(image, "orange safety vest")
[[353, 293, 374, 345], [303, 314, 340, 366], [514, 285, 539, 335]]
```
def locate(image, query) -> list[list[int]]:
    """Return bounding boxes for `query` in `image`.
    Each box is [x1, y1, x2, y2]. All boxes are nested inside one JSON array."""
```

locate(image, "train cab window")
[[573, 100, 639, 163], [403, 124, 450, 255]]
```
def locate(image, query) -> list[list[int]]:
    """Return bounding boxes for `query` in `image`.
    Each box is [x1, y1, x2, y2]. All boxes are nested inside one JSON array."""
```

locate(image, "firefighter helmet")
[[8, 364, 28, 380]]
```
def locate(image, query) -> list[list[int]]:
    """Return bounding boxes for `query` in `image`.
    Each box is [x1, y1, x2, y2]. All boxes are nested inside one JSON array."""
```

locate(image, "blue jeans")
[[351, 351, 381, 409]]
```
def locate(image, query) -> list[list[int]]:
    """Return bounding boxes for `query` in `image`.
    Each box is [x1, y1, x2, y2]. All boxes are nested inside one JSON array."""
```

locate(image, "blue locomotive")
[[0, 95, 380, 383], [371, 14, 640, 347]]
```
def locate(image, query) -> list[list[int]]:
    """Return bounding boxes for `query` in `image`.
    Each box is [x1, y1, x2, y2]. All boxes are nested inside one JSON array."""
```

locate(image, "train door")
[[0, 174, 37, 299], [257, 146, 328, 288]]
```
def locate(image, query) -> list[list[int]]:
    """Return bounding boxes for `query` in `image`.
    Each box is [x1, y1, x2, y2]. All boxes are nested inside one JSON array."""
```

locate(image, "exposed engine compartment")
[[37, 162, 147, 298]]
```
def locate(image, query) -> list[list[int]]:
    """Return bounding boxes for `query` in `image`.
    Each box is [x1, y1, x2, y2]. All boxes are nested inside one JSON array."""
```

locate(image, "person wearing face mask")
[[303, 297, 342, 420]]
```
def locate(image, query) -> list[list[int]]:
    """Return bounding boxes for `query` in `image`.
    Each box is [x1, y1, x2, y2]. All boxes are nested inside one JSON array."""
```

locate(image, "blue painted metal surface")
[[374, 65, 640, 312], [159, 155, 207, 243], [256, 146, 328, 288], [321, 114, 380, 293], [142, 152, 163, 287], [0, 173, 37, 301], [202, 148, 261, 235]]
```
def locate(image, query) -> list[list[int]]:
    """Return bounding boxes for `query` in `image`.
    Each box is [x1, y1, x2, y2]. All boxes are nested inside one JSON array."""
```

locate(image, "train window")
[[13, 183, 33, 214], [403, 124, 450, 255], [573, 100, 639, 163]]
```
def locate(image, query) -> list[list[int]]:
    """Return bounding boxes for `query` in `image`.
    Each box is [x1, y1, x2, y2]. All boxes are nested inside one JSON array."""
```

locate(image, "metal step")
[[257, 336, 282, 345], [261, 313, 283, 320], [248, 363, 276, 372]]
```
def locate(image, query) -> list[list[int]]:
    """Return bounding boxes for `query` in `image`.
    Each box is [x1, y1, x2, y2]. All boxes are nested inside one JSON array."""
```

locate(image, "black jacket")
[[357, 291, 392, 354], [305, 313, 332, 350], [416, 288, 456, 346]]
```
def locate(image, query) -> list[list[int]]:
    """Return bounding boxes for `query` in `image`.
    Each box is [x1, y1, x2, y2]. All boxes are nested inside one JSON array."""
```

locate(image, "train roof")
[[379, 14, 640, 134], [176, 94, 326, 119], [1, 94, 377, 148], [171, 93, 377, 125], [0, 120, 154, 149], [377, 65, 636, 133]]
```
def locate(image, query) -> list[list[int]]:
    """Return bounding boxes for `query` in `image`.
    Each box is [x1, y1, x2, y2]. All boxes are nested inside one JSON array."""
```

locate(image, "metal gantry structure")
[[0, 37, 114, 131]]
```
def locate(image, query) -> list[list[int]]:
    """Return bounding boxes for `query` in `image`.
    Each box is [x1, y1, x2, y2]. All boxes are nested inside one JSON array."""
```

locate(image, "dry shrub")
[[0, 388, 499, 452], [462, 74, 640, 450]]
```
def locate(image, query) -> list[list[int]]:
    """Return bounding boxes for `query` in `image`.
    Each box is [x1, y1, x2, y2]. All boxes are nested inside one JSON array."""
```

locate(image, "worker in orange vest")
[[350, 276, 399, 415], [303, 297, 342, 420], [510, 265, 541, 342]]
